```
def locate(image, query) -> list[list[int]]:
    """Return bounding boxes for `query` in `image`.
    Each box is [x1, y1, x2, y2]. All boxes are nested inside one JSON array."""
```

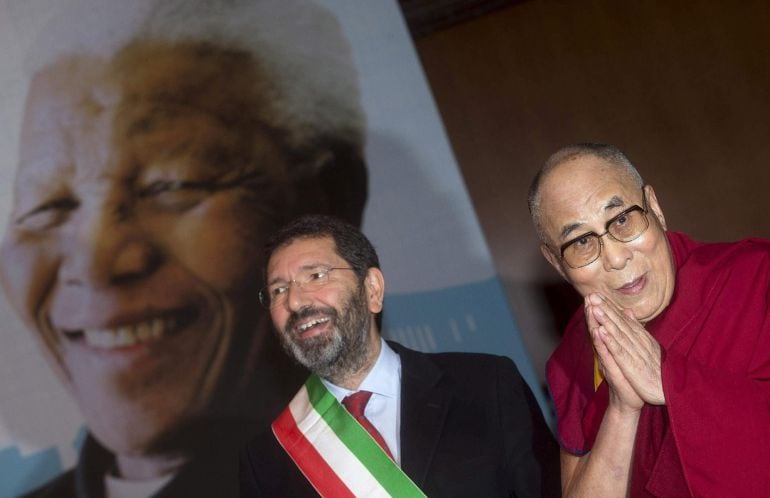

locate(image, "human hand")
[[587, 294, 665, 405], [584, 298, 644, 413]]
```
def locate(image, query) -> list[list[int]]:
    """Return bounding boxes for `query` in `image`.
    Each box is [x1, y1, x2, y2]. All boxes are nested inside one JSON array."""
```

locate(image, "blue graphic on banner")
[[382, 276, 553, 425], [0, 427, 86, 498], [0, 445, 61, 498]]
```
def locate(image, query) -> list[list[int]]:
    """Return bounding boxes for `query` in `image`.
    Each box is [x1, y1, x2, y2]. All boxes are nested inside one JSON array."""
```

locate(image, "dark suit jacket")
[[239, 342, 560, 497]]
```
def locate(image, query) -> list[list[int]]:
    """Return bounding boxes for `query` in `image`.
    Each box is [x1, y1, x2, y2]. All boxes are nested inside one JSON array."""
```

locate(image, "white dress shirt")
[[321, 338, 403, 464]]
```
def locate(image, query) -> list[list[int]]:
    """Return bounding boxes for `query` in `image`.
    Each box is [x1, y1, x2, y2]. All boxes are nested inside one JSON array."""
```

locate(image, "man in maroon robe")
[[528, 143, 770, 497]]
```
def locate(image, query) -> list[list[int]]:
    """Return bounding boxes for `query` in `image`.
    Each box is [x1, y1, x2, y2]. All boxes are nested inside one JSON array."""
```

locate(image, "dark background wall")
[[406, 0, 770, 382]]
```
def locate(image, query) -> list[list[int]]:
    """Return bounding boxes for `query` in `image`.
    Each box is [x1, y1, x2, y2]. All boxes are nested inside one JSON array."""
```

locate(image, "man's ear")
[[540, 243, 568, 281], [644, 184, 667, 230], [364, 267, 385, 314]]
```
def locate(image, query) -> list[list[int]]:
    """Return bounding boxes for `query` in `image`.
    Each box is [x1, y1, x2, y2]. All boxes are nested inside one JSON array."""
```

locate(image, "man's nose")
[[59, 203, 161, 287], [601, 237, 633, 271], [285, 282, 313, 312]]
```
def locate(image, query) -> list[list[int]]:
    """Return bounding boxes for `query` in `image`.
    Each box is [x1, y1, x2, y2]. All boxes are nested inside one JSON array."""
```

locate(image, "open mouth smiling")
[[298, 316, 330, 332], [289, 313, 335, 340], [57, 307, 199, 350]]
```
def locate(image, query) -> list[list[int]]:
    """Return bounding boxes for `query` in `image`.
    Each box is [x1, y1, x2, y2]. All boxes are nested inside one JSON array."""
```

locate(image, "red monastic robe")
[[547, 231, 770, 497]]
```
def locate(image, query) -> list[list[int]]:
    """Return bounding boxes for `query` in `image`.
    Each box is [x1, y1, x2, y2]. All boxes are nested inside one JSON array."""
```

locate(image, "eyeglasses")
[[258, 266, 355, 309], [559, 191, 650, 269]]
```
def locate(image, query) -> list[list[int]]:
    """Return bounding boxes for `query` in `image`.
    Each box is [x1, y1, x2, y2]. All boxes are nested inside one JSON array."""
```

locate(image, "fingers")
[[584, 295, 600, 331], [587, 293, 666, 405], [591, 327, 644, 411], [592, 327, 621, 379], [589, 296, 651, 356]]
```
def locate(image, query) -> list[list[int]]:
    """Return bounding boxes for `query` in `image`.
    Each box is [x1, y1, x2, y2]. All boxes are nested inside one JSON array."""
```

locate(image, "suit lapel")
[[390, 342, 451, 487]]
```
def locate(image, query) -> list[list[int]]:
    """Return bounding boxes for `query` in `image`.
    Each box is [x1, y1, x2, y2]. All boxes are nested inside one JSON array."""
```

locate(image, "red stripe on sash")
[[273, 407, 356, 498]]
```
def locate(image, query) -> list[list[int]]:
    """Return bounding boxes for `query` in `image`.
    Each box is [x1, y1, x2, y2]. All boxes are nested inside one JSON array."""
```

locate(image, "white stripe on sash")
[[288, 387, 392, 497]]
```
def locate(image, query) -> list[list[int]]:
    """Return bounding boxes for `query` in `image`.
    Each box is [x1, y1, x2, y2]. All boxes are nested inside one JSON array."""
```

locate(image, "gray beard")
[[279, 284, 373, 385]]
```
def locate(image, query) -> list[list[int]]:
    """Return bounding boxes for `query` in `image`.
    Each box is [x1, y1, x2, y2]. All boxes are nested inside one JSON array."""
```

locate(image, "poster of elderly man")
[[0, 1, 545, 496]]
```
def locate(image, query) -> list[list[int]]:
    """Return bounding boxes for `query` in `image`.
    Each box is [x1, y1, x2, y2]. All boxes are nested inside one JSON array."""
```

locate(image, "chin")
[[631, 300, 666, 323], [70, 365, 214, 456]]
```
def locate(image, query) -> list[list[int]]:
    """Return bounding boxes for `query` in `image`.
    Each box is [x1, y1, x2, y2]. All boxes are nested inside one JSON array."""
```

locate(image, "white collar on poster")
[[105, 471, 174, 498]]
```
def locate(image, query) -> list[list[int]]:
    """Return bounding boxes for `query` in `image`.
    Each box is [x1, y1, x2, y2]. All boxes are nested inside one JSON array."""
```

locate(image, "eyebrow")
[[603, 196, 626, 211], [559, 222, 583, 241], [558, 196, 628, 241]]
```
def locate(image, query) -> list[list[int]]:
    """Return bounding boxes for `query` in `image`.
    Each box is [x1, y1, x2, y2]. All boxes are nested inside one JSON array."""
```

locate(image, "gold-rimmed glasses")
[[559, 190, 650, 268], [259, 266, 355, 308]]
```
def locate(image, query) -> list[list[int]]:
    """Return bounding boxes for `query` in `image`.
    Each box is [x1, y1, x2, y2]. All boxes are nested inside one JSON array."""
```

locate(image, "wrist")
[[606, 403, 642, 423]]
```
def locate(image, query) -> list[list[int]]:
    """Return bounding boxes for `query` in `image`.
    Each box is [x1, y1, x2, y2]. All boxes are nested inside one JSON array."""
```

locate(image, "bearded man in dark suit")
[[239, 214, 559, 497]]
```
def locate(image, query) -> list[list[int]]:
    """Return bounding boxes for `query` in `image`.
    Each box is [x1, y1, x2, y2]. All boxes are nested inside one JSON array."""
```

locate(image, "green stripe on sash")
[[305, 374, 427, 497]]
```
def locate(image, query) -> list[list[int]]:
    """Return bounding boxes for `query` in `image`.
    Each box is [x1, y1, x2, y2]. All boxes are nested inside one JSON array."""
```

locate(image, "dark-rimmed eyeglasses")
[[559, 190, 650, 269], [258, 266, 355, 309]]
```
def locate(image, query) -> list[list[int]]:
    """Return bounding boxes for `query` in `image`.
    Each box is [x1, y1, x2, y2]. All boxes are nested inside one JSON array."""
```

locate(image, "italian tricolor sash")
[[272, 374, 427, 497]]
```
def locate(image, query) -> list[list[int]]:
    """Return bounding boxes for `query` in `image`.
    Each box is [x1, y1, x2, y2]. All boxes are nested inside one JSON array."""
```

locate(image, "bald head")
[[528, 143, 644, 243]]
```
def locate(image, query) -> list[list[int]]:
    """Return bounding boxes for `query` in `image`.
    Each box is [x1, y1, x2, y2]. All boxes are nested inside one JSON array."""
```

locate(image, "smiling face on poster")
[[3, 42, 294, 460], [0, 0, 369, 488]]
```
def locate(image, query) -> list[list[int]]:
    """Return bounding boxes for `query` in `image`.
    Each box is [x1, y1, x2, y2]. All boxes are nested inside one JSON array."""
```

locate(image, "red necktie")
[[342, 390, 394, 459]]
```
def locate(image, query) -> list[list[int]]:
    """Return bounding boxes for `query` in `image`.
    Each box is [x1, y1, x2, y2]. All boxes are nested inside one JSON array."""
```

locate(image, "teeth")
[[298, 317, 330, 332], [83, 317, 173, 349]]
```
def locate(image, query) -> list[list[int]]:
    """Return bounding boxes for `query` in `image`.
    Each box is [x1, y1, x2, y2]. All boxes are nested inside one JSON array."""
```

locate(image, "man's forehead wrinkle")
[[125, 116, 292, 192], [127, 129, 256, 183], [117, 91, 287, 165], [75, 74, 121, 121], [118, 97, 259, 161], [17, 128, 71, 178], [44, 61, 117, 125], [119, 99, 230, 136], [111, 41, 297, 185], [34, 73, 131, 186], [118, 108, 224, 177], [539, 164, 625, 244], [114, 41, 269, 129]]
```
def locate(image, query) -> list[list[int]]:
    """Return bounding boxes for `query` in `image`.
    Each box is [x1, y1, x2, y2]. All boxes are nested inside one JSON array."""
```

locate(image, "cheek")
[[565, 267, 607, 297], [0, 236, 70, 380], [636, 230, 670, 278], [0, 236, 59, 325], [649, 238, 675, 298], [146, 197, 272, 296], [270, 307, 289, 332]]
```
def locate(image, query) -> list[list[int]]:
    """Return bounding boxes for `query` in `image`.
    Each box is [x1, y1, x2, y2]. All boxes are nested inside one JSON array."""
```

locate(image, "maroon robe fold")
[[547, 231, 770, 497]]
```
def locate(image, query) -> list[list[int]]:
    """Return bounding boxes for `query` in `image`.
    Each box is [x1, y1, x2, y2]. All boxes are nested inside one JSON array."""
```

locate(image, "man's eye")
[[140, 181, 179, 196], [138, 180, 211, 211], [566, 235, 596, 257], [575, 236, 591, 247], [16, 198, 79, 232], [270, 286, 288, 298], [308, 270, 329, 282], [613, 214, 629, 226]]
